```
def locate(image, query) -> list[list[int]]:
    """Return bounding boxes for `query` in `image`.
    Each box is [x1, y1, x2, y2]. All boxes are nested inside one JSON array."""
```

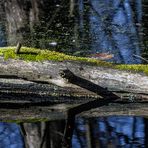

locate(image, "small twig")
[[15, 42, 22, 54], [133, 54, 148, 63]]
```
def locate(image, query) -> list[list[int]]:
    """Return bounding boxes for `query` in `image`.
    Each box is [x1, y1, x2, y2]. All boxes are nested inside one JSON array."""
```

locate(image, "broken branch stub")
[[15, 42, 22, 54]]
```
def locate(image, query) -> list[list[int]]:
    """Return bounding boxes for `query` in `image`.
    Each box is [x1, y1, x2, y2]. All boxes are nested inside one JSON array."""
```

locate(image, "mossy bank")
[[0, 46, 148, 76]]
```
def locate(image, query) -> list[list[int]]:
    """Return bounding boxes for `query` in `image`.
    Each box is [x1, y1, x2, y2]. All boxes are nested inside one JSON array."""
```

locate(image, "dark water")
[[0, 0, 147, 63], [0, 0, 148, 147], [0, 117, 146, 148], [72, 117, 145, 148]]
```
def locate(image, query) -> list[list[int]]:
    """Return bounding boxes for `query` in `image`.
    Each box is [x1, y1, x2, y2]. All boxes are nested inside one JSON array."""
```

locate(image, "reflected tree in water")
[[20, 121, 65, 148], [0, 0, 145, 63], [0, 117, 145, 148], [72, 117, 145, 148], [0, 0, 75, 51], [74, 0, 143, 63]]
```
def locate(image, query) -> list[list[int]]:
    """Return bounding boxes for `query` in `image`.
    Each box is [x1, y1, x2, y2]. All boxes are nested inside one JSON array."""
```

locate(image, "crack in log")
[[0, 75, 49, 84]]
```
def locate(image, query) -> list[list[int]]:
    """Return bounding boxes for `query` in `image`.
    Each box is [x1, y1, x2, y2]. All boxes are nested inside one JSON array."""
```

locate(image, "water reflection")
[[0, 0, 147, 63], [0, 122, 24, 148], [77, 0, 142, 64], [72, 117, 145, 148], [0, 0, 147, 147], [0, 117, 146, 148]]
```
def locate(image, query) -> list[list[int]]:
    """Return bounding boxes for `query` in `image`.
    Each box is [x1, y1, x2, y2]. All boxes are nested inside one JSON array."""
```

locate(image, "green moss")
[[0, 46, 112, 66], [115, 64, 148, 76], [0, 46, 148, 76]]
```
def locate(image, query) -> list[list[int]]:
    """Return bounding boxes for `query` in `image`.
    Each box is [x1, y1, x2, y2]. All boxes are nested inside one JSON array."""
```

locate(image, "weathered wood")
[[0, 57, 147, 94], [1, 103, 148, 122], [0, 57, 148, 120], [0, 59, 147, 103]]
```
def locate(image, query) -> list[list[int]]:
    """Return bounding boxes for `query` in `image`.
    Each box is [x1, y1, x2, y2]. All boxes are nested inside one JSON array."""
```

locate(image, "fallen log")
[[0, 57, 148, 93], [0, 56, 148, 121]]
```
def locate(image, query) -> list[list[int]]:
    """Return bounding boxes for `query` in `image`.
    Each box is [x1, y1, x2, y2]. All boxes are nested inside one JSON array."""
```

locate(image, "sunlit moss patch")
[[0, 47, 147, 76], [115, 64, 148, 76], [0, 46, 112, 66]]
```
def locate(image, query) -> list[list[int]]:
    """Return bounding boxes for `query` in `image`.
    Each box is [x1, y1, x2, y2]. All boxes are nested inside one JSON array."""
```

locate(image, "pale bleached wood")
[[0, 57, 147, 94], [0, 57, 148, 120]]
